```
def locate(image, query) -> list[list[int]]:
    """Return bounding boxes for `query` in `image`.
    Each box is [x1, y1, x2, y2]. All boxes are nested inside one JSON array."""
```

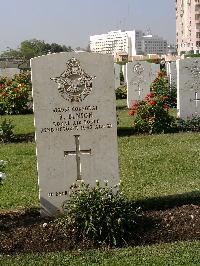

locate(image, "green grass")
[[119, 132, 200, 200], [0, 241, 199, 265], [0, 101, 199, 263], [1, 114, 34, 136], [117, 99, 133, 129], [0, 102, 199, 209], [0, 143, 38, 210]]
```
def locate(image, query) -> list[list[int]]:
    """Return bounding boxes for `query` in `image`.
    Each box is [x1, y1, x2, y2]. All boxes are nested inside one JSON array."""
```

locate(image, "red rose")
[[148, 100, 156, 106], [162, 96, 168, 100], [145, 93, 154, 100], [164, 104, 169, 111], [128, 110, 135, 116]]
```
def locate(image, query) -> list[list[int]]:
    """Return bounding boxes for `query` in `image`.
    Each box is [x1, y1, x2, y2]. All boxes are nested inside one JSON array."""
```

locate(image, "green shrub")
[[120, 71, 124, 83], [60, 181, 141, 246], [0, 118, 15, 142], [177, 116, 200, 132], [115, 86, 127, 99], [128, 93, 175, 134], [0, 72, 31, 115], [151, 71, 177, 108]]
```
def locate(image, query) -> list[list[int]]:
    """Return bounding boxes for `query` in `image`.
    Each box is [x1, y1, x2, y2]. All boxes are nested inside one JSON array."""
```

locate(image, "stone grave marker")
[[31, 52, 119, 216], [122, 64, 127, 83], [127, 61, 151, 108], [166, 61, 177, 89], [114, 63, 121, 89], [177, 58, 200, 119], [0, 67, 20, 77], [149, 63, 160, 83]]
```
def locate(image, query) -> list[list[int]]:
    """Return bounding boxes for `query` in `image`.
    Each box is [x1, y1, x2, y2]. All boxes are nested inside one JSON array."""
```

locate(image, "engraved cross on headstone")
[[130, 78, 144, 99], [64, 135, 91, 181], [191, 92, 200, 111], [134, 80, 143, 98]]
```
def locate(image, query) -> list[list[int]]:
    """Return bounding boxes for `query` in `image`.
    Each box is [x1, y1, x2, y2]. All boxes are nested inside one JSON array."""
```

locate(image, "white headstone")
[[177, 58, 200, 119], [114, 63, 121, 89], [0, 68, 20, 78], [149, 63, 160, 83], [166, 61, 177, 89], [31, 52, 119, 216], [127, 61, 152, 108], [122, 64, 127, 83]]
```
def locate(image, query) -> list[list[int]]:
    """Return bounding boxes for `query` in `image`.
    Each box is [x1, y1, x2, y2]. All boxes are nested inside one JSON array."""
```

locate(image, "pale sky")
[[0, 0, 176, 52]]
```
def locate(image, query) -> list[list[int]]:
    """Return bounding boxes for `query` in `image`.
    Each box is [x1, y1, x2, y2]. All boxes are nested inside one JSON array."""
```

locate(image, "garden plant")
[[128, 71, 177, 134], [0, 72, 32, 115], [61, 181, 141, 246]]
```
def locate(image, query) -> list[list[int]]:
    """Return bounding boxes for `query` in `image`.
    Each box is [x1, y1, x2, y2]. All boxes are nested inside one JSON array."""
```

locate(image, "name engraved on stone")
[[40, 105, 112, 133], [51, 57, 96, 102], [64, 135, 91, 181]]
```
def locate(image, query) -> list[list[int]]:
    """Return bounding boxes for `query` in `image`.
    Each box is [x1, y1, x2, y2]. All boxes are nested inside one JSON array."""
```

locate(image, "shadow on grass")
[[116, 105, 127, 110], [134, 191, 200, 211], [13, 133, 35, 143], [117, 127, 136, 137]]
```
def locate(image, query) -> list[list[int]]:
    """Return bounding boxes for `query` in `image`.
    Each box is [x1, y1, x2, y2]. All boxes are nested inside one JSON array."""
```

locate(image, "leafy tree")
[[0, 48, 22, 59], [0, 39, 73, 60], [20, 39, 47, 59]]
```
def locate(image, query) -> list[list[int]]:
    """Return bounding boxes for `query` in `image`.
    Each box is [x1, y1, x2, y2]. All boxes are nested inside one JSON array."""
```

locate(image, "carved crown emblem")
[[133, 63, 144, 75], [51, 57, 95, 102]]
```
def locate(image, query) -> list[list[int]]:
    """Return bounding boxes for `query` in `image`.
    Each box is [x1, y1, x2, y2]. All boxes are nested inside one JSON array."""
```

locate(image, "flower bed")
[[0, 72, 32, 115]]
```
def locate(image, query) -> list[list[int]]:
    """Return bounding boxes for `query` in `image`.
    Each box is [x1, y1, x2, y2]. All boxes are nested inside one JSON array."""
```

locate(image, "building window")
[[196, 41, 200, 47]]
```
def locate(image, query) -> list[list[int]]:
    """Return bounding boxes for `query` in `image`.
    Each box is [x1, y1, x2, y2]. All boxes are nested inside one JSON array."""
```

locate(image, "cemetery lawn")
[[0, 100, 199, 261]]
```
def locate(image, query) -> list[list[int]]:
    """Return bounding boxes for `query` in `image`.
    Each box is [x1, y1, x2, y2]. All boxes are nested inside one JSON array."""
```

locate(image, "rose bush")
[[151, 71, 176, 108], [0, 72, 32, 115], [129, 93, 175, 134]]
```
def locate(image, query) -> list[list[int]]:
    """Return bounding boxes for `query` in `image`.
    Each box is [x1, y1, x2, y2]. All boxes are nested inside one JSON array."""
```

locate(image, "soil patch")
[[0, 204, 199, 255]]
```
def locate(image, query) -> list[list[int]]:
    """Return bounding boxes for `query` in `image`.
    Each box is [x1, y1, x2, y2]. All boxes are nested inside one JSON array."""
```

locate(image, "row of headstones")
[[124, 58, 200, 120], [114, 62, 160, 91], [0, 68, 20, 77], [30, 53, 200, 217]]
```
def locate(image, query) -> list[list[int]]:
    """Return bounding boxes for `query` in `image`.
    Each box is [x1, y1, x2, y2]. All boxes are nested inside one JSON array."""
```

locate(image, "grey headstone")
[[31, 52, 119, 216], [114, 63, 121, 89], [177, 58, 200, 119], [122, 64, 127, 83], [127, 61, 151, 108], [149, 63, 160, 83], [0, 68, 20, 78], [166, 62, 177, 89]]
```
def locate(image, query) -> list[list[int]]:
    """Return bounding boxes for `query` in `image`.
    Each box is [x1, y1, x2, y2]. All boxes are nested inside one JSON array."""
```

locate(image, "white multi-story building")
[[90, 30, 168, 56], [90, 30, 143, 56], [176, 0, 200, 55]]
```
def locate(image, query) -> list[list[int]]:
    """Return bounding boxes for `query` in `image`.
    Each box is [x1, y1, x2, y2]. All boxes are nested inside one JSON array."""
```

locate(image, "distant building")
[[115, 51, 128, 62], [141, 34, 167, 55], [176, 0, 200, 55], [90, 30, 168, 57], [167, 44, 177, 55]]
